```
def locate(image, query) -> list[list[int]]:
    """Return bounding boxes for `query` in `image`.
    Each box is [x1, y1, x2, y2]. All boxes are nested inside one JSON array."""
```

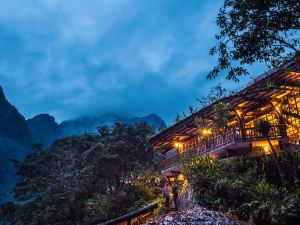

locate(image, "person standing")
[[162, 183, 170, 210], [172, 179, 179, 210]]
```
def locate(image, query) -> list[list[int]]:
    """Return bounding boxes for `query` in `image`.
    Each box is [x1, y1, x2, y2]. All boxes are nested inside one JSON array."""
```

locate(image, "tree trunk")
[[266, 137, 287, 187]]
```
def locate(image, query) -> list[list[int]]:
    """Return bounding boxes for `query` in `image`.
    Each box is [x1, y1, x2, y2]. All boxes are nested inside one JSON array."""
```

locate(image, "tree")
[[196, 83, 229, 107], [209, 0, 300, 81], [174, 114, 183, 123], [255, 119, 287, 186], [195, 84, 233, 152], [0, 123, 160, 225], [195, 84, 232, 136], [212, 102, 231, 135], [195, 102, 231, 138]]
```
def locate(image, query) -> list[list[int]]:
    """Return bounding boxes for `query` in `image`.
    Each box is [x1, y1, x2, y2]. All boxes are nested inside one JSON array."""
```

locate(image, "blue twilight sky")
[[0, 0, 265, 125]]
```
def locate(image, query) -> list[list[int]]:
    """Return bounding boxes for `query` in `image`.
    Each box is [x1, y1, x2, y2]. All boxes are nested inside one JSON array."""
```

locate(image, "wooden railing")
[[241, 124, 286, 140], [102, 202, 158, 225], [289, 138, 300, 145], [162, 150, 194, 170], [162, 124, 287, 170]]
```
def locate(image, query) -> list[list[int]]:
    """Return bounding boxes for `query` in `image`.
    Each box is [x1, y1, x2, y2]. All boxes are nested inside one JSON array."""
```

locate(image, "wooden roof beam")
[[242, 101, 271, 117], [241, 97, 268, 103], [168, 133, 194, 137]]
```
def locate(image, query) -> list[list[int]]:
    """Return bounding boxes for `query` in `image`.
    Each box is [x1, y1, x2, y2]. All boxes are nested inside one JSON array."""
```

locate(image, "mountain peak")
[[27, 113, 61, 147], [0, 86, 32, 202], [0, 86, 5, 98], [0, 86, 9, 106], [29, 113, 56, 122]]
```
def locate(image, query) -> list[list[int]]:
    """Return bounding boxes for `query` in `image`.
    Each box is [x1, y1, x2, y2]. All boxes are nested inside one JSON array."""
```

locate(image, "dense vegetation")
[[183, 149, 300, 225], [0, 122, 161, 225], [210, 0, 300, 81]]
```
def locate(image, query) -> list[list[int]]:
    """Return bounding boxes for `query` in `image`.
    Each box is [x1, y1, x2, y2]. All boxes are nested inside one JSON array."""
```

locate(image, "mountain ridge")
[[0, 85, 166, 202], [27, 113, 62, 147], [26, 113, 166, 146], [59, 113, 166, 136]]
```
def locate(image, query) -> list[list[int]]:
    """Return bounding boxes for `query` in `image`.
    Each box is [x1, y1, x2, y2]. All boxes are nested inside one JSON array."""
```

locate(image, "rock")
[[145, 206, 249, 225]]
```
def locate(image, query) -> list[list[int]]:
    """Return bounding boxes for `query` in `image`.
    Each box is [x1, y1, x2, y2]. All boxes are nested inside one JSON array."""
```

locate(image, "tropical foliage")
[[209, 0, 300, 81], [183, 150, 300, 225], [0, 122, 161, 225], [255, 119, 287, 186]]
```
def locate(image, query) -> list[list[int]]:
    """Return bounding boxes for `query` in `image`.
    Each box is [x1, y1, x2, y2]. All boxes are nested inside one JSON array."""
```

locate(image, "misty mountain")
[[0, 86, 32, 202], [59, 114, 166, 136], [27, 113, 166, 146], [27, 114, 62, 147], [0, 85, 166, 202]]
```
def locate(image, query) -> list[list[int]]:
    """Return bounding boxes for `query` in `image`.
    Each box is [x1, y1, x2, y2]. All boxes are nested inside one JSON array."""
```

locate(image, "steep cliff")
[[0, 86, 32, 202]]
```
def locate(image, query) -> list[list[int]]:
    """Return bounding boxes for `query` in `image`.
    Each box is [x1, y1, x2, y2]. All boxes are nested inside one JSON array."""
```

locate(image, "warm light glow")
[[253, 140, 278, 147], [236, 110, 242, 117], [275, 104, 281, 112], [202, 129, 212, 136], [252, 140, 278, 155], [174, 142, 183, 149], [179, 179, 189, 197], [263, 145, 271, 154], [178, 174, 184, 181]]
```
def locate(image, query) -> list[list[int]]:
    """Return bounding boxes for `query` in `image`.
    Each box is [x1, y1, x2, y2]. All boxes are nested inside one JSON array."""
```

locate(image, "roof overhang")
[[150, 56, 300, 150]]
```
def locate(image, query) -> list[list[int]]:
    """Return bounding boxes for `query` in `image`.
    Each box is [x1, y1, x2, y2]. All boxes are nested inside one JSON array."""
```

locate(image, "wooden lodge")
[[150, 56, 300, 177]]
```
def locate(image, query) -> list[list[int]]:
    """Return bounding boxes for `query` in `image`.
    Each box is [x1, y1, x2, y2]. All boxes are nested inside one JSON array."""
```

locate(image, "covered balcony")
[[150, 57, 300, 174], [162, 124, 291, 170]]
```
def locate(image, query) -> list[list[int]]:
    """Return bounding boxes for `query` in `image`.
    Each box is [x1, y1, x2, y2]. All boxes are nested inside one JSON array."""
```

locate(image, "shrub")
[[183, 151, 300, 225]]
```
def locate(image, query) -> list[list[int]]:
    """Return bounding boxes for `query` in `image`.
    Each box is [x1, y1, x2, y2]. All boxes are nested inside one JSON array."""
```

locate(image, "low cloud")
[[0, 0, 260, 124]]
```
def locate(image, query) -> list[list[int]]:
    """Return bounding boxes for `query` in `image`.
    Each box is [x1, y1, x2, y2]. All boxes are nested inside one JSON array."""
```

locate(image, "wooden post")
[[234, 109, 246, 140], [240, 118, 246, 140], [292, 88, 300, 115]]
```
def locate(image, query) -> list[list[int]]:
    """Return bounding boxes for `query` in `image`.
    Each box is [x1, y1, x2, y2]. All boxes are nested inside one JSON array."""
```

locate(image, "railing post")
[[237, 116, 246, 140]]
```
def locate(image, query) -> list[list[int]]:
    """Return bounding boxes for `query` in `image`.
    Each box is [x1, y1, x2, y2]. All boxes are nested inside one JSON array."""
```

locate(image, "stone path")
[[144, 206, 249, 225]]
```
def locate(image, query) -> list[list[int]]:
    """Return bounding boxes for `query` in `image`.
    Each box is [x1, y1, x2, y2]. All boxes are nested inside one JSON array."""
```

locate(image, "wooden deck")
[[162, 124, 291, 170]]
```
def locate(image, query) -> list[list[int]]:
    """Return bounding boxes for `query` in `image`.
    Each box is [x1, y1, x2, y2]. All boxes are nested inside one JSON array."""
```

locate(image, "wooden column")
[[270, 100, 287, 138], [234, 109, 246, 140]]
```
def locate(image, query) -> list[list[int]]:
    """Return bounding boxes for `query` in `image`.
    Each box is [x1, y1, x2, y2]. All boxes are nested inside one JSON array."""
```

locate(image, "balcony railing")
[[162, 124, 287, 170]]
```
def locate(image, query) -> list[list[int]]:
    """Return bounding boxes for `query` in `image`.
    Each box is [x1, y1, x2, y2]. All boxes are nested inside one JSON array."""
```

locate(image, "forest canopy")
[[0, 122, 161, 225], [209, 0, 300, 81]]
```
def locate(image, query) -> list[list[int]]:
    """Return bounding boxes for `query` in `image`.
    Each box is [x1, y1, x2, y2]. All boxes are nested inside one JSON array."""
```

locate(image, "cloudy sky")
[[0, 0, 265, 124]]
